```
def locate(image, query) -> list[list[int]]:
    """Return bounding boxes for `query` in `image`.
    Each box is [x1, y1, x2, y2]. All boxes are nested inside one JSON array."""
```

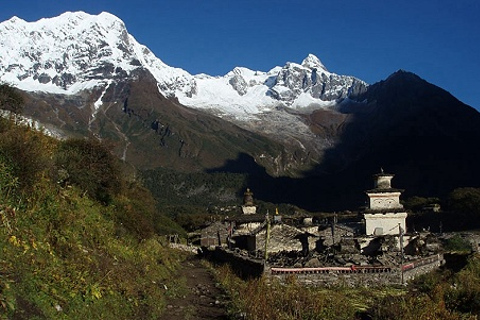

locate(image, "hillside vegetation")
[[0, 112, 186, 319], [213, 252, 480, 320]]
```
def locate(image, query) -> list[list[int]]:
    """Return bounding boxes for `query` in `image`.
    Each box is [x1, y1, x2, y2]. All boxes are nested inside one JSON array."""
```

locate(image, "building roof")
[[226, 214, 266, 223], [364, 208, 407, 214], [366, 188, 404, 193]]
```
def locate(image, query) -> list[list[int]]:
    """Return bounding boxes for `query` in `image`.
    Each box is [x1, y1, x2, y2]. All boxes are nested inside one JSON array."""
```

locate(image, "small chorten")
[[364, 169, 407, 235], [242, 188, 257, 215]]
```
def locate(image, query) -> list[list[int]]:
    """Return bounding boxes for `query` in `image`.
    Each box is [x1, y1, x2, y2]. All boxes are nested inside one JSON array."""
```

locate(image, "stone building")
[[364, 170, 408, 236], [242, 188, 257, 214], [199, 173, 446, 287], [228, 188, 264, 235], [255, 223, 314, 254], [199, 221, 230, 247]]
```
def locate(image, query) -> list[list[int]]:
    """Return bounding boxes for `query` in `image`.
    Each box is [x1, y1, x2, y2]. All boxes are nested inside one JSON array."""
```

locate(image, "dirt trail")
[[159, 256, 230, 320]]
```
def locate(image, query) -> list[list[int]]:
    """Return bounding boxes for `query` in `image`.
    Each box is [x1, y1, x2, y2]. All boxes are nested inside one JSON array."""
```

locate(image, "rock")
[[304, 257, 322, 268]]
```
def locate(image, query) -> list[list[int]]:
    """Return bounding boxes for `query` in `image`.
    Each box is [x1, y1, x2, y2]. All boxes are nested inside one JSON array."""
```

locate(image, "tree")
[[0, 83, 24, 117], [56, 138, 122, 204], [403, 196, 441, 212], [448, 188, 480, 216]]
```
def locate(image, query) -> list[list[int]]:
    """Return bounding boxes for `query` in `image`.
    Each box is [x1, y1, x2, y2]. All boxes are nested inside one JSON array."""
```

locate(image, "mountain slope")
[[341, 70, 480, 194], [272, 71, 480, 209], [195, 71, 480, 211], [0, 11, 366, 175], [21, 68, 305, 174], [1, 12, 480, 211]]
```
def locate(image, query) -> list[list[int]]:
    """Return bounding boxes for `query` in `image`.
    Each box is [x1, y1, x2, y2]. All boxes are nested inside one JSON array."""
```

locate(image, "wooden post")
[[399, 223, 405, 285], [264, 211, 270, 265]]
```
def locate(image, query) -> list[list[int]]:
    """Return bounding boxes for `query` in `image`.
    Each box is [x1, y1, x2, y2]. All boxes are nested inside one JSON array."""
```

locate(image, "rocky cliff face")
[[269, 54, 367, 103]]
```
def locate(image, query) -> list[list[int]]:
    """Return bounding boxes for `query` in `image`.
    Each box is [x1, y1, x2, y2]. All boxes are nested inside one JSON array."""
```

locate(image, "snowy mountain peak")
[[301, 54, 327, 71], [0, 11, 160, 94], [41, 11, 123, 27], [4, 16, 25, 24], [0, 11, 368, 120]]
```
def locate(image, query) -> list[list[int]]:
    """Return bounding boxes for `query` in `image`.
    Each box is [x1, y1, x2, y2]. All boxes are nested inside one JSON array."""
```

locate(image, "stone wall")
[[402, 254, 445, 282], [200, 247, 444, 287], [200, 222, 230, 247], [266, 266, 401, 287], [265, 254, 444, 287], [256, 224, 307, 253], [200, 247, 265, 280]]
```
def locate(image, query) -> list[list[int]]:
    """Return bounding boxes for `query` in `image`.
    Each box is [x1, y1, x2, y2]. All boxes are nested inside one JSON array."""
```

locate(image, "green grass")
[[0, 118, 185, 319], [0, 185, 184, 319]]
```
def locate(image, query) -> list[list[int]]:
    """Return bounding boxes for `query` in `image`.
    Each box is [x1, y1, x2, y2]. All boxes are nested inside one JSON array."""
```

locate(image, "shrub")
[[0, 119, 54, 193], [0, 83, 24, 116], [113, 182, 156, 240], [55, 138, 122, 204], [443, 235, 472, 253], [447, 188, 480, 218], [444, 254, 480, 316]]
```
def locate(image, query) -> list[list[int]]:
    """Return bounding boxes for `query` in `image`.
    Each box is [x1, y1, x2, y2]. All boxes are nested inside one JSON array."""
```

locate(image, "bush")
[[0, 83, 24, 116], [444, 254, 480, 316], [0, 118, 54, 193], [403, 196, 440, 212], [448, 188, 480, 217], [0, 117, 188, 319], [113, 181, 156, 240], [443, 235, 473, 253], [56, 138, 122, 204]]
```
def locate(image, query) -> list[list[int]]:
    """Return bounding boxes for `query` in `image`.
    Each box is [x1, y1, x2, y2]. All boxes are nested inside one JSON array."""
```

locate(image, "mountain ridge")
[[0, 11, 367, 118], [1, 11, 480, 211]]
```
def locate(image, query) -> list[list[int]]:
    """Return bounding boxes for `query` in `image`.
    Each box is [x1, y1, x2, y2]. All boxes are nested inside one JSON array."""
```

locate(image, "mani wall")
[[201, 247, 444, 286]]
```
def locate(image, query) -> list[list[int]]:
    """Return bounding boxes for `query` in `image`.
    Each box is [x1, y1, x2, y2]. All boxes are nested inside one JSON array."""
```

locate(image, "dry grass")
[[210, 258, 480, 320]]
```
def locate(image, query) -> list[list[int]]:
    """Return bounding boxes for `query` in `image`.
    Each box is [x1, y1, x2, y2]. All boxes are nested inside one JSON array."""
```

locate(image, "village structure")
[[364, 170, 408, 236], [195, 170, 446, 286]]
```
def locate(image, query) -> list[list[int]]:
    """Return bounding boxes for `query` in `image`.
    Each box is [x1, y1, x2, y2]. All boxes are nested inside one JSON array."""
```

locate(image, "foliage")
[[443, 235, 473, 253], [213, 265, 370, 320], [0, 83, 24, 116], [0, 118, 54, 193], [403, 196, 441, 212], [141, 167, 248, 207], [439, 188, 480, 230], [113, 181, 156, 240], [141, 167, 313, 231], [0, 155, 19, 202], [368, 291, 465, 320], [443, 254, 480, 316], [448, 188, 480, 217], [153, 213, 187, 238], [55, 138, 122, 204], [211, 254, 480, 320], [0, 118, 186, 319], [173, 212, 224, 232], [255, 201, 301, 216]]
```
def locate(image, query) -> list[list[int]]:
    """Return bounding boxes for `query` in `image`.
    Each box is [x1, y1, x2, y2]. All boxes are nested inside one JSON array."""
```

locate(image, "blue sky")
[[1, 0, 479, 110]]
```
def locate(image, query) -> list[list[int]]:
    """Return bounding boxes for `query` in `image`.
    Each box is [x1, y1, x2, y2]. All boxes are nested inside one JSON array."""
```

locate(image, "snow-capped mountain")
[[0, 11, 367, 119], [2, 11, 480, 208], [0, 12, 192, 94]]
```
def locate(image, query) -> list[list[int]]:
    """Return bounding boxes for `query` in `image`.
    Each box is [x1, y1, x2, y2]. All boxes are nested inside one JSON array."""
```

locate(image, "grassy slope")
[[0, 119, 185, 319]]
